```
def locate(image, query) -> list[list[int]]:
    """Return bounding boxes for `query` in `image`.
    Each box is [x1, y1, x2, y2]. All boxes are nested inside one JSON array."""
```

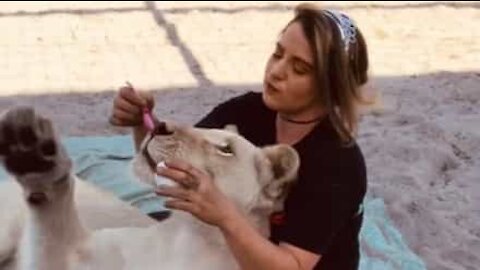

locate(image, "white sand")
[[0, 2, 478, 269]]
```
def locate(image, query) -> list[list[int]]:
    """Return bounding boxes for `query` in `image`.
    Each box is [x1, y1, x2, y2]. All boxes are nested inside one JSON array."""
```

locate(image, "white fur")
[[0, 114, 299, 270]]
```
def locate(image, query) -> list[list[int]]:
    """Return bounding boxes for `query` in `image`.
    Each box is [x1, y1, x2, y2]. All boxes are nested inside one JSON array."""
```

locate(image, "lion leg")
[[0, 107, 89, 270]]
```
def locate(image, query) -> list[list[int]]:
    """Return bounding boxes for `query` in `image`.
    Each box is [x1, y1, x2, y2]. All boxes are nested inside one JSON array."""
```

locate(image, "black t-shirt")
[[196, 92, 367, 270]]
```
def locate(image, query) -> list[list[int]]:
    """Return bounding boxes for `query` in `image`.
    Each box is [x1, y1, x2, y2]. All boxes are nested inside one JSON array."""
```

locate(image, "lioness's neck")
[[150, 211, 228, 254]]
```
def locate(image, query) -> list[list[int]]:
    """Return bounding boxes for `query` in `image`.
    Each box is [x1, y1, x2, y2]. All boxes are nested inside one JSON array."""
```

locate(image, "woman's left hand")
[[155, 159, 240, 227]]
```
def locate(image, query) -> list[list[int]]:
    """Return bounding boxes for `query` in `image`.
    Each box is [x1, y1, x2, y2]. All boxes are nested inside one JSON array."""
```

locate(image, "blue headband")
[[323, 10, 357, 51]]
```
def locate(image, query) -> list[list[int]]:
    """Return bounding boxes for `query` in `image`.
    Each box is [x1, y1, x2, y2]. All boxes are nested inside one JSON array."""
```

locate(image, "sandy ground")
[[0, 1, 479, 269]]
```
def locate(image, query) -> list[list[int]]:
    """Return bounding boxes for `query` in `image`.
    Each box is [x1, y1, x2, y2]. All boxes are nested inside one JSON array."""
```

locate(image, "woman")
[[110, 4, 369, 270]]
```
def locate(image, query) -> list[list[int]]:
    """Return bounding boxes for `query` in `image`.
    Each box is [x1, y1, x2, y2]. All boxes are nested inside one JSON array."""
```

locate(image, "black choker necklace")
[[278, 114, 323, 124]]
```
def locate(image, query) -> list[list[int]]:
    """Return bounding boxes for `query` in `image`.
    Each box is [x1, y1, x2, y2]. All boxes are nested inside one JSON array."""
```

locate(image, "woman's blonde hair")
[[287, 4, 370, 145]]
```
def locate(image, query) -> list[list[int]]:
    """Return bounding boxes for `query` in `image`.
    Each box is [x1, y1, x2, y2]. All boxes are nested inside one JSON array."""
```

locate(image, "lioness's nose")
[[153, 121, 174, 136]]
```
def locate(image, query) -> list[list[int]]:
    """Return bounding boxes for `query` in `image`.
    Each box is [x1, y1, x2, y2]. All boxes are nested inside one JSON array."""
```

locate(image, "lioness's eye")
[[216, 144, 234, 156], [55, 174, 69, 186]]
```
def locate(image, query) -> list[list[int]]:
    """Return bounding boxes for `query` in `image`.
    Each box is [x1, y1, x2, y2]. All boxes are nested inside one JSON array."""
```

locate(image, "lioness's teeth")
[[155, 162, 177, 187]]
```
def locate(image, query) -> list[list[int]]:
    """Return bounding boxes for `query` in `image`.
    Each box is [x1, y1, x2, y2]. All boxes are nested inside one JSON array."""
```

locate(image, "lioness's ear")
[[224, 124, 239, 134], [260, 145, 299, 199]]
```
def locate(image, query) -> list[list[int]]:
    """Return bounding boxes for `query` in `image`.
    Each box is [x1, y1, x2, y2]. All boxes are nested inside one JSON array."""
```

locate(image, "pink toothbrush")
[[142, 107, 155, 131], [126, 81, 155, 131]]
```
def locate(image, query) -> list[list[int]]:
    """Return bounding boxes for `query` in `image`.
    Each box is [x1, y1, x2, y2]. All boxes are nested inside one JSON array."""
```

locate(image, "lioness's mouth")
[[142, 121, 173, 173], [27, 192, 48, 205], [142, 143, 158, 173]]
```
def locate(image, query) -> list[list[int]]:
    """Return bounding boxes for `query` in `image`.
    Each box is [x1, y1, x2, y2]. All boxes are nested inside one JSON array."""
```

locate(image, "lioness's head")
[[132, 122, 299, 225]]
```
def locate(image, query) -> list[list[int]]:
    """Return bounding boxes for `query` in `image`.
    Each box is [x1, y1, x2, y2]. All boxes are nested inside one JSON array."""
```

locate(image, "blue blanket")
[[0, 135, 426, 269]]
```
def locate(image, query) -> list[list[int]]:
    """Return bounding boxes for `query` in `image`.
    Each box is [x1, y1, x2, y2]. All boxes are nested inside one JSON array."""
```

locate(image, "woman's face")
[[263, 21, 322, 118]]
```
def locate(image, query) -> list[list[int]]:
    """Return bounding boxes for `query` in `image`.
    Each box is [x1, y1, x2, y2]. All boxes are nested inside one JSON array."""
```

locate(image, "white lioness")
[[0, 107, 299, 270]]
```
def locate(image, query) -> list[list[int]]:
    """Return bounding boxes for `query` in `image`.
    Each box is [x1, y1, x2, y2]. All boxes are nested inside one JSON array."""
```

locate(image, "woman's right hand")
[[110, 85, 155, 127]]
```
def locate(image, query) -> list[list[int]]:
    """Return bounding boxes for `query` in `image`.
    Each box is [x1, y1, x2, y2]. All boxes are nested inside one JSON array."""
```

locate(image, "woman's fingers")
[[110, 107, 142, 126], [114, 96, 142, 115], [154, 160, 237, 226], [110, 85, 156, 127], [119, 86, 155, 110], [157, 161, 202, 189], [164, 199, 200, 214], [118, 86, 147, 108], [156, 186, 198, 202], [164, 160, 206, 179]]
